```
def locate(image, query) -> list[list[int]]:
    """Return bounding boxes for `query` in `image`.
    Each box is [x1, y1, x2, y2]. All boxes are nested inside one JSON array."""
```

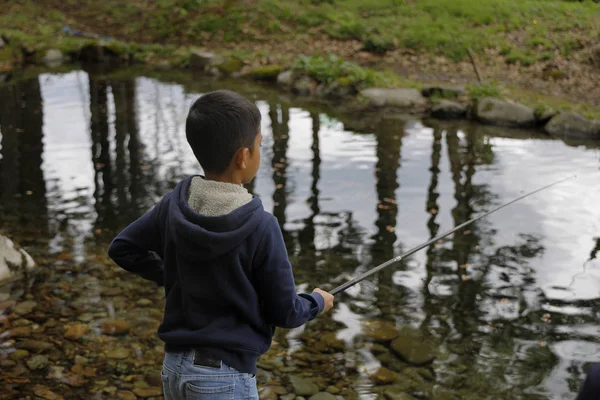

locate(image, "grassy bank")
[[3, 0, 600, 64], [1, 0, 600, 119]]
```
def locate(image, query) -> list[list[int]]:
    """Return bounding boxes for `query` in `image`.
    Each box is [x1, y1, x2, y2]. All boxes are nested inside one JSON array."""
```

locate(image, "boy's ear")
[[234, 147, 251, 170]]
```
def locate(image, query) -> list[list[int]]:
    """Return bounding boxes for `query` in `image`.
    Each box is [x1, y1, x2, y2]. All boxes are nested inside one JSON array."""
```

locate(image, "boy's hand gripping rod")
[[329, 175, 576, 296]]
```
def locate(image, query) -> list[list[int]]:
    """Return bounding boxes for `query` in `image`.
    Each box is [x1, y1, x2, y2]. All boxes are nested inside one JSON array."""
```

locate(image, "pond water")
[[1, 68, 599, 400]]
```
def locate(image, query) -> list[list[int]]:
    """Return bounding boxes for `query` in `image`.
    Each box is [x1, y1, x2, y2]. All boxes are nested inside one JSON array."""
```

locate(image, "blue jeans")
[[161, 350, 259, 400]]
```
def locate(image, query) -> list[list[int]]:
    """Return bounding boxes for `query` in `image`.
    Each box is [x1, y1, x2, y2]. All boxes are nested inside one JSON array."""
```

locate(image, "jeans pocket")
[[186, 381, 235, 400]]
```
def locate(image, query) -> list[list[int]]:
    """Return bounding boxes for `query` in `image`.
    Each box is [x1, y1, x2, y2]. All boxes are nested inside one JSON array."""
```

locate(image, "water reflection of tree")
[[269, 102, 291, 249], [0, 78, 47, 240], [371, 120, 403, 315], [420, 126, 557, 396]]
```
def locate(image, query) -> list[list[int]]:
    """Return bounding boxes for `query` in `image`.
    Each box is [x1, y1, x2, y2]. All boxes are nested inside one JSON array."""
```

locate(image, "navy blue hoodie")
[[108, 176, 324, 373]]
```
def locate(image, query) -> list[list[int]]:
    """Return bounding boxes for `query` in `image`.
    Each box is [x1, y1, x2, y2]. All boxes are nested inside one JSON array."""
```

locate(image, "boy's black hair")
[[186, 90, 261, 174]]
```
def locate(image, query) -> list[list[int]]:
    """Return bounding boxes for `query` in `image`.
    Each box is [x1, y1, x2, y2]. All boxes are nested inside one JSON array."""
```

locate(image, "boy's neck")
[[204, 171, 243, 185]]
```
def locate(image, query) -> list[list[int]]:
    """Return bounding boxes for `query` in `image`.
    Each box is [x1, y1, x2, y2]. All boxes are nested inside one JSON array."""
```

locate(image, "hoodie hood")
[[169, 176, 264, 261]]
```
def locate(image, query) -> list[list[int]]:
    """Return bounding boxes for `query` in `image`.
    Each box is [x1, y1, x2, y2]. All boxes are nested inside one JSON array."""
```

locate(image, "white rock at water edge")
[[0, 235, 36, 284]]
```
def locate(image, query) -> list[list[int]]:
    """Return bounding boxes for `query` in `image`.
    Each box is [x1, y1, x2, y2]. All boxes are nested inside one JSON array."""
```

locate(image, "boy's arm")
[[108, 197, 167, 286], [253, 217, 325, 329]]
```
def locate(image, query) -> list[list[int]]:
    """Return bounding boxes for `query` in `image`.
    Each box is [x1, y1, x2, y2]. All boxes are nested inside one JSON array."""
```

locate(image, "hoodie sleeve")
[[107, 195, 168, 286], [253, 217, 325, 329]]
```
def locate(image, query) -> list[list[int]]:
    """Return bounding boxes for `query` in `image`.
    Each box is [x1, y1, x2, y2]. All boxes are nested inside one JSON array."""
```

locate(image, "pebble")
[[14, 300, 38, 315], [281, 395, 296, 400], [370, 367, 398, 385], [137, 298, 153, 306], [9, 349, 30, 360], [101, 319, 132, 335], [133, 386, 163, 397], [363, 320, 400, 342], [117, 391, 137, 400], [78, 313, 95, 322], [26, 354, 49, 370], [290, 376, 319, 396], [106, 348, 130, 359], [326, 386, 340, 394], [1, 359, 17, 368], [64, 323, 89, 340], [74, 355, 88, 365], [32, 384, 64, 400], [46, 366, 65, 380], [309, 393, 337, 400], [8, 326, 32, 337], [16, 339, 53, 352]]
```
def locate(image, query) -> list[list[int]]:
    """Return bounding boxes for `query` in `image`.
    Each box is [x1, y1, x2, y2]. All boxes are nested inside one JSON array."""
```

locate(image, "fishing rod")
[[329, 174, 577, 296]]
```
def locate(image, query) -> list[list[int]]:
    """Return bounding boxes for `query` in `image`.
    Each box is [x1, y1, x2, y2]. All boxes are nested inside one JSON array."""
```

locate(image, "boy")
[[108, 90, 334, 399]]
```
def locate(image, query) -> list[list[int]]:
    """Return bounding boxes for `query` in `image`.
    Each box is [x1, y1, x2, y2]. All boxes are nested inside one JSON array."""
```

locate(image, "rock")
[[370, 367, 398, 385], [431, 387, 460, 400], [421, 85, 465, 98], [216, 58, 244, 75], [316, 78, 354, 98], [17, 339, 53, 352], [545, 112, 600, 139], [360, 88, 427, 108], [26, 354, 49, 370], [32, 385, 64, 400], [79, 43, 123, 64], [0, 235, 36, 285], [314, 332, 346, 352], [8, 326, 32, 338], [0, 37, 4, 48], [47, 366, 65, 380], [326, 386, 340, 394], [132, 386, 163, 397], [370, 343, 389, 354], [136, 298, 153, 306], [535, 107, 557, 124], [190, 49, 222, 70], [390, 326, 436, 366], [277, 70, 295, 87], [1, 359, 17, 368], [290, 376, 319, 396], [474, 98, 536, 128], [106, 348, 130, 359], [249, 65, 282, 81], [43, 49, 64, 68], [117, 391, 137, 400], [0, 72, 8, 84], [74, 355, 88, 365], [430, 100, 467, 120], [363, 320, 399, 342], [101, 319, 132, 335], [383, 387, 418, 400], [309, 393, 337, 400], [292, 76, 318, 96], [14, 300, 37, 315], [9, 349, 29, 360], [64, 323, 88, 340], [280, 394, 296, 400], [260, 388, 279, 400]]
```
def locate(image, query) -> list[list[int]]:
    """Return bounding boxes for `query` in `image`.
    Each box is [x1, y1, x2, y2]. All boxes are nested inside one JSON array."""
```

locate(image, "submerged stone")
[[64, 323, 88, 340], [363, 320, 400, 342], [101, 319, 132, 335], [383, 386, 418, 400], [370, 367, 399, 385], [421, 85, 465, 98], [390, 326, 436, 366], [10, 349, 30, 360], [132, 386, 163, 397], [290, 375, 319, 396], [26, 354, 49, 370], [309, 392, 337, 400], [17, 339, 53, 352], [32, 384, 64, 400], [106, 348, 130, 359], [13, 300, 38, 315]]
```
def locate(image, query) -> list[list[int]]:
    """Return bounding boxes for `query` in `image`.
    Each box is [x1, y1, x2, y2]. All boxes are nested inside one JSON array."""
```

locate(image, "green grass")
[[2, 0, 599, 64]]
